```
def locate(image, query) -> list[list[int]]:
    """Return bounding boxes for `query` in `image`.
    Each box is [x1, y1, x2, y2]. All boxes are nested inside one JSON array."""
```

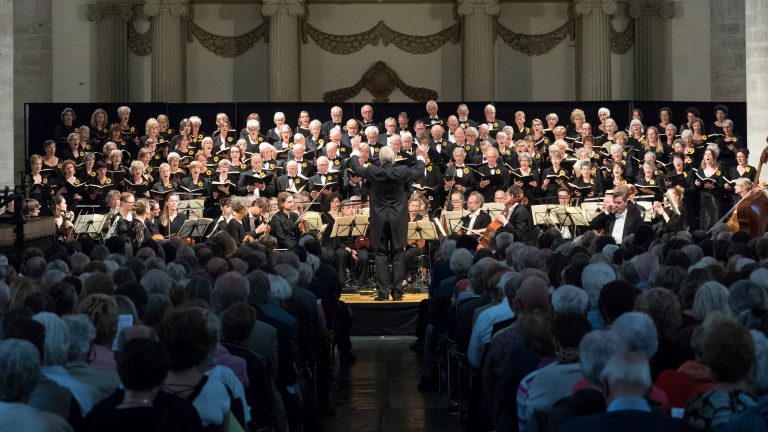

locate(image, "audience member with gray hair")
[[0, 338, 73, 432], [213, 271, 250, 312], [552, 285, 590, 316], [581, 262, 616, 330], [62, 315, 120, 398], [32, 312, 101, 416], [140, 269, 172, 296], [610, 312, 659, 361]]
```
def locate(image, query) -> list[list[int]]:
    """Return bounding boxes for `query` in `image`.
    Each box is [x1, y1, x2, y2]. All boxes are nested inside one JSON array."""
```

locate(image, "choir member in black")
[[27, 155, 51, 212], [511, 151, 539, 210], [694, 147, 725, 231], [455, 103, 475, 130], [60, 132, 85, 164], [444, 147, 474, 197], [78, 153, 96, 181], [106, 149, 128, 184], [241, 119, 264, 153], [124, 160, 151, 199], [657, 107, 673, 134], [306, 120, 326, 152], [320, 192, 342, 247], [641, 126, 668, 165], [309, 156, 336, 210], [151, 163, 177, 197], [321, 106, 345, 138], [530, 118, 551, 150], [137, 148, 156, 183], [716, 119, 743, 171], [565, 108, 585, 140], [213, 118, 237, 152], [189, 116, 205, 145], [711, 104, 730, 136], [296, 110, 312, 138], [269, 191, 301, 249], [226, 145, 249, 174], [167, 153, 186, 186], [210, 159, 236, 201], [662, 123, 678, 147], [41, 139, 61, 170], [89, 108, 110, 144], [87, 161, 116, 205], [332, 197, 370, 287], [456, 191, 491, 239], [53, 107, 77, 146], [107, 122, 129, 152], [225, 200, 248, 244], [276, 160, 308, 194], [727, 148, 756, 183], [651, 186, 687, 240], [145, 199, 161, 237], [159, 192, 187, 238], [571, 160, 603, 202], [275, 124, 293, 151], [428, 125, 452, 167], [636, 160, 665, 202], [56, 160, 85, 209], [627, 119, 645, 151], [116, 105, 139, 145], [324, 141, 346, 171], [481, 104, 506, 135], [141, 118, 164, 151], [690, 117, 708, 145], [541, 147, 570, 203], [157, 114, 174, 141], [510, 111, 530, 141], [237, 153, 274, 199], [476, 147, 510, 203], [290, 141, 316, 177]]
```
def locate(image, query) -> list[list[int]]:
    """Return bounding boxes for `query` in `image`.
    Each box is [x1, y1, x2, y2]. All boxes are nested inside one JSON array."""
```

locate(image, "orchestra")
[[19, 103, 768, 295]]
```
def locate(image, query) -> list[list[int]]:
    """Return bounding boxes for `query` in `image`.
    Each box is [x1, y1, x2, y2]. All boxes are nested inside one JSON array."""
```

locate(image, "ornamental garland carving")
[[494, 19, 575, 56], [128, 21, 152, 56], [302, 21, 460, 55], [323, 61, 438, 103], [610, 19, 634, 54], [188, 21, 269, 58]]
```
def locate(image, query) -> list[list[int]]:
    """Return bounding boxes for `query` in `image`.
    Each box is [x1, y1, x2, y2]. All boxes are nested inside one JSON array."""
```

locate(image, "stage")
[[342, 292, 428, 336]]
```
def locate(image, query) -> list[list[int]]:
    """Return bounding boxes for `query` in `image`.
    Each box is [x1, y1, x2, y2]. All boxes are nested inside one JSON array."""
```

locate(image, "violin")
[[355, 235, 370, 250]]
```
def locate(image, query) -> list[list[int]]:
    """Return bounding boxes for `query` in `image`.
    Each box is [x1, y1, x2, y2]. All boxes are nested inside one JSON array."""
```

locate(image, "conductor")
[[349, 136, 429, 300]]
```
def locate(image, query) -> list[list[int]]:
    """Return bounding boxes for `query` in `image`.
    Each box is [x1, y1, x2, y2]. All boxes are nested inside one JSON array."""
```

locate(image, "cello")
[[723, 143, 768, 237]]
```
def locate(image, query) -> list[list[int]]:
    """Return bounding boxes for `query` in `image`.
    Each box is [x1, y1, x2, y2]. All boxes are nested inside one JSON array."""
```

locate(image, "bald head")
[[514, 276, 550, 313]]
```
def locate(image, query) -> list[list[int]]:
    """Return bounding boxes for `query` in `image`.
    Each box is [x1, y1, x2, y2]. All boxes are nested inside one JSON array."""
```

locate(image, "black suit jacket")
[[225, 218, 246, 244], [349, 155, 424, 250], [269, 211, 299, 249], [460, 210, 491, 236], [604, 202, 643, 241], [560, 409, 693, 432], [503, 204, 532, 243]]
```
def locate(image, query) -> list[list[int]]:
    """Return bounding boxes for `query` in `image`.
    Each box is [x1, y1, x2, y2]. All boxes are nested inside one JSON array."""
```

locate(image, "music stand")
[[302, 211, 324, 231], [330, 215, 369, 239], [178, 218, 213, 240], [73, 213, 107, 239], [531, 204, 559, 227], [440, 210, 465, 233], [580, 201, 603, 221], [553, 206, 589, 228], [407, 221, 439, 243], [482, 203, 506, 219], [179, 199, 205, 219]]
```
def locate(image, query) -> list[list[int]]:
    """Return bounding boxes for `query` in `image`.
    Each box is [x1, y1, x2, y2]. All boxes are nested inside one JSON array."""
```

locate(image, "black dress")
[[160, 213, 187, 237]]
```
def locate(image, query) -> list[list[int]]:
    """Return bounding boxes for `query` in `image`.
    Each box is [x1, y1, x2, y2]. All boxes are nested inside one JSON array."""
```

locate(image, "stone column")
[[144, 0, 190, 103], [746, 0, 768, 172], [629, 0, 674, 100], [87, 2, 132, 102], [262, 0, 305, 102], [710, 0, 746, 102], [457, 0, 499, 101], [0, 0, 14, 187], [572, 0, 616, 101]]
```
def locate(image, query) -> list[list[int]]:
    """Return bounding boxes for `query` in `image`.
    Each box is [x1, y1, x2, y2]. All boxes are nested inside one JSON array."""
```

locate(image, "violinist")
[[494, 185, 533, 244], [333, 198, 369, 289], [652, 186, 688, 239], [53, 195, 75, 243], [159, 192, 187, 238], [243, 197, 270, 237], [456, 192, 491, 239], [404, 196, 428, 283], [225, 199, 247, 244], [269, 191, 301, 249]]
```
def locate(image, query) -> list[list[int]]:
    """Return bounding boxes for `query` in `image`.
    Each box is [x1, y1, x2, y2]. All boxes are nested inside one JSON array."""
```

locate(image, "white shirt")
[[467, 209, 481, 231], [612, 210, 628, 243]]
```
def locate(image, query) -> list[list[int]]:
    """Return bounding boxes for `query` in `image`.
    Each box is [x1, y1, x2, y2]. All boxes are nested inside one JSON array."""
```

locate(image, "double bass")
[[722, 143, 768, 237]]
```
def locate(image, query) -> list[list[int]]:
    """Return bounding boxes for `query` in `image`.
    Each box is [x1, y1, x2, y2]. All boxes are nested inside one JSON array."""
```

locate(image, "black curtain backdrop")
[[26, 100, 746, 163]]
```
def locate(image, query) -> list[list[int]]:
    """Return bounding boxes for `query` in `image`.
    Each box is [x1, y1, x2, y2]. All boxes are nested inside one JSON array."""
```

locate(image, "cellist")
[[492, 185, 533, 244]]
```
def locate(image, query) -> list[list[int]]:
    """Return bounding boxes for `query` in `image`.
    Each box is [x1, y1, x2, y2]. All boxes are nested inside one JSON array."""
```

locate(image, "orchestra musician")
[[457, 191, 491, 239], [604, 184, 642, 244], [106, 192, 136, 243], [493, 186, 533, 243], [269, 192, 301, 249], [53, 195, 75, 242], [145, 199, 161, 237], [210, 197, 234, 237], [242, 197, 270, 237], [332, 198, 369, 288], [225, 199, 248, 244], [652, 186, 688, 239], [132, 199, 152, 247], [159, 192, 187, 238], [694, 146, 724, 231]]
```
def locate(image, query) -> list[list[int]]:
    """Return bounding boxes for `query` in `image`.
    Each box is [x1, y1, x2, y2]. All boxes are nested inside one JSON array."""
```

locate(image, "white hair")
[[189, 116, 202, 126], [610, 312, 659, 360], [266, 274, 293, 300], [379, 146, 395, 164], [33, 312, 71, 366], [247, 119, 260, 130], [579, 330, 627, 385], [552, 285, 590, 315], [600, 352, 652, 391], [0, 339, 41, 402], [167, 152, 180, 161], [598, 107, 611, 117], [63, 314, 96, 362], [581, 262, 616, 308]]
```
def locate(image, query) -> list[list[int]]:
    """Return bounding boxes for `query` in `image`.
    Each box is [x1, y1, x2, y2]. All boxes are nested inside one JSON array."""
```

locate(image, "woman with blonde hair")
[[159, 192, 186, 237]]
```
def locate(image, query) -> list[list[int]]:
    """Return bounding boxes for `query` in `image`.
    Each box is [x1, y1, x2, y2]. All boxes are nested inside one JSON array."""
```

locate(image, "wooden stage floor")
[[341, 292, 429, 304], [342, 292, 429, 336]]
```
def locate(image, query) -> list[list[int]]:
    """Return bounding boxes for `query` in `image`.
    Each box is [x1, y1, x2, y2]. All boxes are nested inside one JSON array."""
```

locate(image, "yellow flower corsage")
[[591, 167, 597, 174], [198, 134, 203, 139], [295, 178, 300, 184], [716, 170, 721, 176], [43, 178, 48, 184], [130, 127, 135, 132], [213, 156, 219, 162], [559, 170, 565, 176], [465, 146, 471, 151], [374, 147, 379, 153], [189, 150, 194, 155], [535, 153, 541, 159], [197, 181, 203, 187], [227, 136, 233, 142], [731, 137, 738, 143], [302, 162, 308, 168], [685, 157, 692, 164], [206, 170, 212, 176], [334, 160, 340, 165], [167, 129, 173, 134], [746, 167, 751, 173], [318, 139, 324, 145], [258, 137, 264, 142], [154, 155, 160, 160], [684, 172, 688, 177], [159, 138, 165, 143], [493, 122, 499, 128], [106, 178, 112, 184], [505, 150, 511, 155], [649, 179, 655, 185], [463, 168, 469, 174], [427, 166, 433, 172], [75, 179, 81, 185], [593, 154, 600, 159], [90, 171, 96, 177], [327, 175, 332, 181]]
